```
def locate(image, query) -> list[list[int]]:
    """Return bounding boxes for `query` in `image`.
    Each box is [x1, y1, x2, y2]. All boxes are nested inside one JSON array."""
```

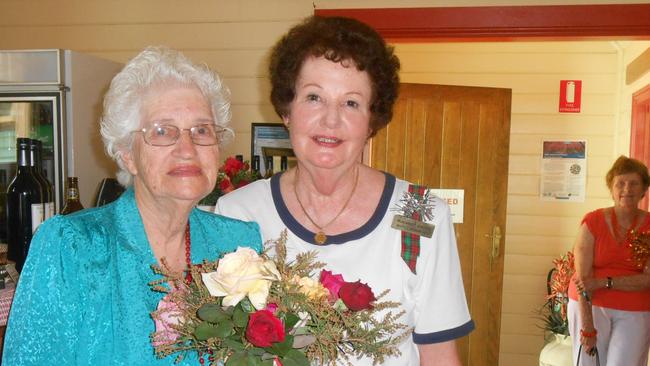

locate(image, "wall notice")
[[540, 140, 586, 202], [431, 189, 464, 223]]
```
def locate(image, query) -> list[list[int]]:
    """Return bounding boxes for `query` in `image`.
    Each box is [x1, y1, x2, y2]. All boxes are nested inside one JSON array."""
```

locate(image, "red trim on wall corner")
[[631, 85, 650, 210], [315, 4, 650, 41]]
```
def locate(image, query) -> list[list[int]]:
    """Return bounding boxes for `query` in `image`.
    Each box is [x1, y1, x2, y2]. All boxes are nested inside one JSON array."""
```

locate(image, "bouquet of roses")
[[200, 156, 261, 206], [150, 231, 408, 366]]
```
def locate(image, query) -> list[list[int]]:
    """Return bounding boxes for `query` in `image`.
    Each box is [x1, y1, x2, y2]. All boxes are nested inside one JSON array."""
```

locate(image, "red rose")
[[245, 309, 285, 347], [338, 281, 376, 311], [222, 157, 245, 177], [219, 177, 234, 193]]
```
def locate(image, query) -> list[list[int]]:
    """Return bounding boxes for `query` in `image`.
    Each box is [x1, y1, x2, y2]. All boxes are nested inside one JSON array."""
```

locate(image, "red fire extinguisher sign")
[[559, 80, 582, 113]]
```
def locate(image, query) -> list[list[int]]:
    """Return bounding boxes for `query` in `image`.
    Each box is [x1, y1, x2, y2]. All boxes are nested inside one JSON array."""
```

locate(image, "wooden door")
[[370, 83, 511, 366]]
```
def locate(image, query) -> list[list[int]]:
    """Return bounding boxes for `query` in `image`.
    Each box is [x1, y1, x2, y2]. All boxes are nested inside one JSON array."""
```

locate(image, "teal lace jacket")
[[3, 188, 262, 365]]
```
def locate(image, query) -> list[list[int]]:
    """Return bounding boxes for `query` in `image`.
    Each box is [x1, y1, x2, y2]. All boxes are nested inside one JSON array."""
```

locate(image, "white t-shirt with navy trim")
[[216, 172, 474, 365]]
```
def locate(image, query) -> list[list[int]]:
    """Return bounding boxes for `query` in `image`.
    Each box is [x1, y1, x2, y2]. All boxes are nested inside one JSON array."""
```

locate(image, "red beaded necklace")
[[184, 222, 192, 283], [610, 208, 639, 243]]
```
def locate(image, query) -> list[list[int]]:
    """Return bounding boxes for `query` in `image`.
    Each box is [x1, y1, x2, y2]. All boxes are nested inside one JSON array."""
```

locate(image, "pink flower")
[[266, 302, 279, 314], [153, 293, 183, 346], [319, 270, 345, 302]]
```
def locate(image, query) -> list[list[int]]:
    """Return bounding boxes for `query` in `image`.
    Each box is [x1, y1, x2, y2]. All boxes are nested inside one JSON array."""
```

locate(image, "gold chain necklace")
[[293, 167, 359, 245]]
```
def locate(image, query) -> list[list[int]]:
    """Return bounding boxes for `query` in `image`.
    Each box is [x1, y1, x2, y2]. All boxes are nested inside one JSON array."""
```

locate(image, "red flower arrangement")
[[200, 156, 261, 206], [150, 231, 408, 366]]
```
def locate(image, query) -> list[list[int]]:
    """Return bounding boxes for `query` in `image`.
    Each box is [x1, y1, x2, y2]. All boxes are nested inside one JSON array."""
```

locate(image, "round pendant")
[[314, 231, 327, 245]]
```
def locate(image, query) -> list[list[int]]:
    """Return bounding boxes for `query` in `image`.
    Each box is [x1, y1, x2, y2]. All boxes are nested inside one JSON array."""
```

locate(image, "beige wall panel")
[[229, 105, 280, 131], [506, 215, 581, 236], [399, 52, 617, 74], [500, 334, 544, 360], [506, 234, 576, 256], [502, 274, 546, 295], [2, 0, 311, 25], [506, 254, 561, 275], [506, 196, 610, 216], [501, 313, 544, 335], [225, 78, 270, 105], [501, 293, 543, 314], [500, 354, 540, 366], [400, 73, 617, 94], [509, 154, 612, 175], [510, 114, 613, 135], [0, 23, 294, 50]]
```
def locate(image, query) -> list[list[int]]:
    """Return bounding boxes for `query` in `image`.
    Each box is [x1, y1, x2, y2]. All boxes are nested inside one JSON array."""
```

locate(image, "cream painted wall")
[[1, 1, 649, 365]]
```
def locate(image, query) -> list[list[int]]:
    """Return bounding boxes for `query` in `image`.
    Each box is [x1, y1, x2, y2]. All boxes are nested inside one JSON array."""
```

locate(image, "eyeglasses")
[[131, 123, 227, 146]]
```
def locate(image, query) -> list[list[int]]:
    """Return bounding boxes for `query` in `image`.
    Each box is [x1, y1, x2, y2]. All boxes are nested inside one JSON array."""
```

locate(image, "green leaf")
[[233, 307, 249, 328], [269, 335, 294, 357], [283, 313, 300, 331], [197, 303, 228, 323], [214, 319, 235, 338], [281, 349, 309, 366], [247, 354, 265, 366], [222, 338, 245, 351], [225, 351, 248, 366], [193, 322, 222, 341]]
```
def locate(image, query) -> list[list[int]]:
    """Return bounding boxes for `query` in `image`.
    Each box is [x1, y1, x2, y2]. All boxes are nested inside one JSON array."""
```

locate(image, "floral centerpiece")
[[199, 156, 261, 206], [150, 231, 408, 366], [539, 251, 574, 337]]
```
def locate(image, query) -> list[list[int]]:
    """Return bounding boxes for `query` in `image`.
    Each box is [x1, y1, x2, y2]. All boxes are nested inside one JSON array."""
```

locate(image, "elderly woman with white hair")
[[2, 47, 262, 365]]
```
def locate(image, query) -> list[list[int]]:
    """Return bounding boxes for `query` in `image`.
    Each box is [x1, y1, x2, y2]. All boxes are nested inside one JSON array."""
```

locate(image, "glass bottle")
[[60, 177, 84, 215], [6, 138, 44, 272], [280, 156, 288, 171], [252, 155, 261, 179], [29, 139, 54, 219], [264, 156, 274, 178]]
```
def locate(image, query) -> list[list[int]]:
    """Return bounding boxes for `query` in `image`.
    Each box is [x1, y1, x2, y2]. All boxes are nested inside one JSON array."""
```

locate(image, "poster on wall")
[[430, 189, 464, 223], [540, 140, 587, 202]]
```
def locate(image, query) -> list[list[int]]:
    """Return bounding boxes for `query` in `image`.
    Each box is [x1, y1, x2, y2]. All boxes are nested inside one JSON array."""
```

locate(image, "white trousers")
[[568, 299, 650, 366]]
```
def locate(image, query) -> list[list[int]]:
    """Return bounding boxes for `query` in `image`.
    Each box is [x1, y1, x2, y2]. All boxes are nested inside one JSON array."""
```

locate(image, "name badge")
[[391, 215, 434, 238]]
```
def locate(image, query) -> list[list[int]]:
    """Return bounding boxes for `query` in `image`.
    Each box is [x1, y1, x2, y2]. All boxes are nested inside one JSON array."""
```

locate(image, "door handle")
[[484, 225, 502, 271]]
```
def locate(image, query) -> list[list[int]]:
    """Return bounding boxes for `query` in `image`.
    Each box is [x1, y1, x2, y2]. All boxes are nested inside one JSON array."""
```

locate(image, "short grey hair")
[[100, 46, 233, 186]]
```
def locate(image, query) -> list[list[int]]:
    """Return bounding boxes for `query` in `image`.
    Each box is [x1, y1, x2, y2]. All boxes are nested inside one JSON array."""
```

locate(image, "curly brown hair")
[[269, 16, 400, 137], [606, 155, 650, 190]]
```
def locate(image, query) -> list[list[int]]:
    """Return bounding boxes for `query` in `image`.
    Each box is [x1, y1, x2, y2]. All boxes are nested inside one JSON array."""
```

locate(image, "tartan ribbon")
[[400, 184, 427, 274]]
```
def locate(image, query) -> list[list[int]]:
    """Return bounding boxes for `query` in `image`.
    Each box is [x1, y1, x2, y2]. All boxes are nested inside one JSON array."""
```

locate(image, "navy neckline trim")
[[413, 320, 475, 344], [270, 171, 395, 245]]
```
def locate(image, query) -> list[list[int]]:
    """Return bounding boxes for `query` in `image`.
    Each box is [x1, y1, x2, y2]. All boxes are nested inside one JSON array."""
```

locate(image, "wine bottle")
[[264, 156, 274, 178], [61, 177, 84, 215], [252, 155, 261, 179], [280, 156, 288, 171], [29, 139, 54, 219], [6, 138, 45, 272]]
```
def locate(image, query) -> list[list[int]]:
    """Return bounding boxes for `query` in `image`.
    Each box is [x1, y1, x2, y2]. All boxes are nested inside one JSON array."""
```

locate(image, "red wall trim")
[[315, 4, 650, 41]]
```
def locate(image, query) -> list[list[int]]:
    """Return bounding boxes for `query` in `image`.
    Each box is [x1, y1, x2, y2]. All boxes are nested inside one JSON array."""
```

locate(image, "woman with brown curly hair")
[[568, 155, 650, 365], [217, 16, 473, 365]]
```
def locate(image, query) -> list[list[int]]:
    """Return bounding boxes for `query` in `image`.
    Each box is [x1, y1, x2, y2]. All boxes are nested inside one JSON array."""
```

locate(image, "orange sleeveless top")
[[568, 209, 650, 311]]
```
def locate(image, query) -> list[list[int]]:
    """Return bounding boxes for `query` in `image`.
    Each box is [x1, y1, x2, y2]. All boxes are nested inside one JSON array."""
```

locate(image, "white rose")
[[201, 247, 280, 310]]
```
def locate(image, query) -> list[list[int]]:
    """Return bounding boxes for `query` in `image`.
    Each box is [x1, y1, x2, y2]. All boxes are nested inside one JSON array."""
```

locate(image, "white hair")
[[100, 46, 233, 186]]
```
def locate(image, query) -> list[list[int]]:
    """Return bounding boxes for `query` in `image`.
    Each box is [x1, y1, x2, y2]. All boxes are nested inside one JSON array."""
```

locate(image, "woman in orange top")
[[568, 156, 650, 366]]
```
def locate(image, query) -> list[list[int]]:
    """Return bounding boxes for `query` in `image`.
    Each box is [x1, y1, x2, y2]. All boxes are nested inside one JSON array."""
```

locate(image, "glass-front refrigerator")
[[0, 49, 122, 244]]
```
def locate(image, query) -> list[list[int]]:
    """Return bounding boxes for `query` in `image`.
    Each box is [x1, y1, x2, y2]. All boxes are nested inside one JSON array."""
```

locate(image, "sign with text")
[[559, 80, 582, 113], [431, 189, 464, 223]]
